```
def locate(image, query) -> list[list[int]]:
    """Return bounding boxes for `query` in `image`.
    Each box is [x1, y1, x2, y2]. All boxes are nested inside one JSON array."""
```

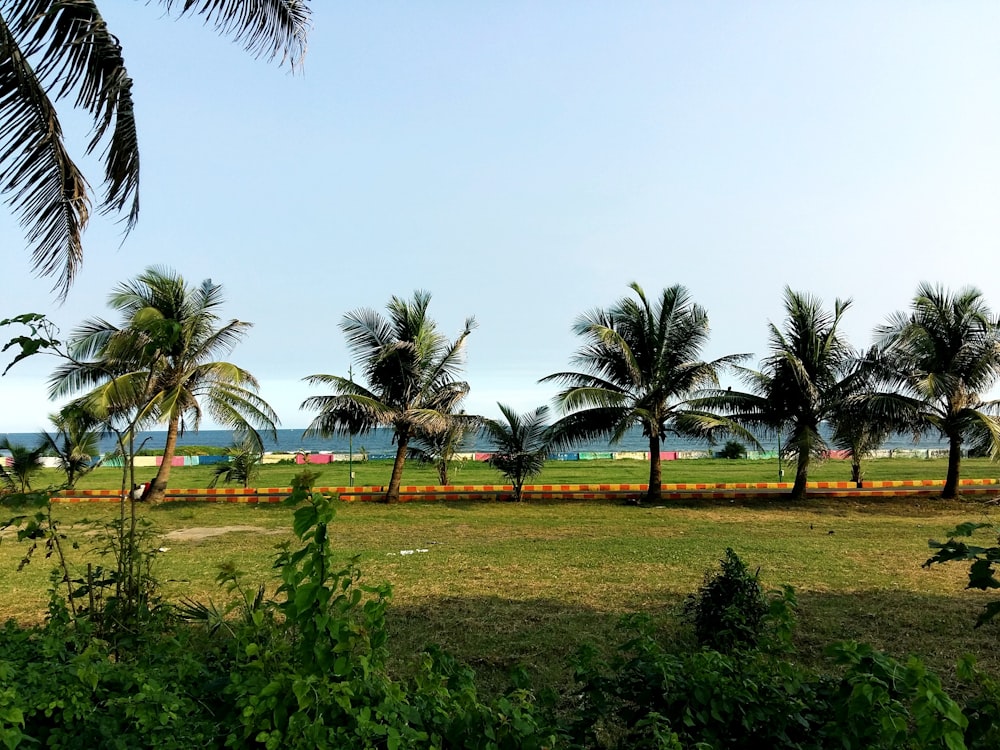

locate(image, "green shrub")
[[718, 440, 747, 459], [683, 548, 768, 652]]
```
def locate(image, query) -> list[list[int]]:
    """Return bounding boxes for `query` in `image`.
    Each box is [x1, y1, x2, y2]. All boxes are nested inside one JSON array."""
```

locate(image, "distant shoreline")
[[1, 425, 949, 457]]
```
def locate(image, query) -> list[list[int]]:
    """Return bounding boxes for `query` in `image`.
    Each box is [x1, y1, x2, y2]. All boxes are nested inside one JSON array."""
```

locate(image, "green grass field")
[[2, 491, 998, 695], [52, 455, 1000, 490]]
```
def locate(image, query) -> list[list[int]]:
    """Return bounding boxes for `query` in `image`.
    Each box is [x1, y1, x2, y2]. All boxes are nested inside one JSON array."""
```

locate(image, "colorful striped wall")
[[48, 477, 1000, 504]]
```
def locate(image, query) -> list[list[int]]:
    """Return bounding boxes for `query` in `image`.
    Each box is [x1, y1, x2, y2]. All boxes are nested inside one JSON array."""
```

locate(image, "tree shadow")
[[383, 588, 1000, 695]]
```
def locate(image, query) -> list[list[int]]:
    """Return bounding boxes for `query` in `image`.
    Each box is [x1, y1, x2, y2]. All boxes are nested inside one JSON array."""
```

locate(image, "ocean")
[[0, 426, 948, 456]]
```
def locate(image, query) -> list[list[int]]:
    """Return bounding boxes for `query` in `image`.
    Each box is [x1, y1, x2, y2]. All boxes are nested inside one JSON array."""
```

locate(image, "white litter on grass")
[[393, 549, 430, 556], [158, 547, 169, 553]]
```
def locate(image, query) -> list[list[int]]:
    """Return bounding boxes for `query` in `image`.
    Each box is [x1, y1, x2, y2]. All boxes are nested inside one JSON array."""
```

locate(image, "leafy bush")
[[683, 548, 769, 652], [570, 614, 972, 749], [717, 440, 747, 459]]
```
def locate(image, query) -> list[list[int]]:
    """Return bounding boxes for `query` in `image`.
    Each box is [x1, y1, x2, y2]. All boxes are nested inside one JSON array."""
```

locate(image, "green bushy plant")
[[718, 440, 747, 459], [224, 471, 558, 749], [682, 548, 768, 652]]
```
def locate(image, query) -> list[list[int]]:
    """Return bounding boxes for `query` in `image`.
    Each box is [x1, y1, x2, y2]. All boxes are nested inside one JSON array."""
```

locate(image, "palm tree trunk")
[[851, 458, 862, 488], [943, 435, 962, 499], [437, 461, 448, 486], [792, 450, 810, 500], [147, 416, 180, 503], [646, 433, 662, 502], [385, 432, 410, 503]]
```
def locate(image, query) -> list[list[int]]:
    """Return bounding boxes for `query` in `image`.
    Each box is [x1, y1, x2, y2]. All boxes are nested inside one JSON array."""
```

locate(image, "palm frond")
[[19, 0, 140, 229], [161, 0, 310, 68], [0, 10, 88, 297]]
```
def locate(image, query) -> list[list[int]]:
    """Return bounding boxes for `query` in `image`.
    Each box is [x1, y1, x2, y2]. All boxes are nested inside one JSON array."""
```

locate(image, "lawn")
[[49, 455, 1000, 491], [2, 493, 998, 695]]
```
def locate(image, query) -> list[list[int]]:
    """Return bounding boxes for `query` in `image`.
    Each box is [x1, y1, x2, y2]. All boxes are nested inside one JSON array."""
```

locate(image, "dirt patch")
[[164, 525, 284, 542]]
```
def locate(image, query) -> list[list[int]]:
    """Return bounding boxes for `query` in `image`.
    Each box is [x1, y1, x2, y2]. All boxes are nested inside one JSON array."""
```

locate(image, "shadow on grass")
[[382, 589, 1000, 695]]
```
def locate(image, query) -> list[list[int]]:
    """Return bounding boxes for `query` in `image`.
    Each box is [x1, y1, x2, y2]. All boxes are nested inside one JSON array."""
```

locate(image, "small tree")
[[481, 404, 552, 502], [718, 440, 747, 459], [408, 413, 478, 485], [39, 404, 102, 488], [210, 433, 264, 489], [682, 548, 768, 652], [0, 437, 46, 493]]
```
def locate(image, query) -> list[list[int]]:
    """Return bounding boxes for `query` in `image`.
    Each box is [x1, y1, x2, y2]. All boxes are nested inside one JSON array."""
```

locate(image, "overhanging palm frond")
[[0, 11, 88, 297], [20, 0, 140, 227], [162, 0, 310, 67], [672, 411, 763, 450], [0, 1, 310, 295], [962, 411, 1000, 459], [203, 382, 279, 448], [546, 406, 630, 452]]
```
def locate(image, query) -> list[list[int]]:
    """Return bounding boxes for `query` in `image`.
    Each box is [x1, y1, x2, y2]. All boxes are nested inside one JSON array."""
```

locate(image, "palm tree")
[[209, 432, 264, 489], [408, 412, 478, 485], [481, 404, 552, 502], [0, 1, 310, 297], [694, 288, 858, 500], [49, 266, 279, 502], [868, 283, 1000, 499], [38, 403, 101, 488], [301, 291, 475, 503], [0, 437, 45, 492], [829, 352, 892, 488], [541, 283, 744, 503]]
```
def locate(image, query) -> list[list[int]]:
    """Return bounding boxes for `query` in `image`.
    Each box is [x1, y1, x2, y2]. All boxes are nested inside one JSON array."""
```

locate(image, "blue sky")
[[4, 2, 1000, 432]]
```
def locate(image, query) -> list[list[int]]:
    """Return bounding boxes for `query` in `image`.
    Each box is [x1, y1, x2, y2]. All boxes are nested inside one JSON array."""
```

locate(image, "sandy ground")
[[163, 526, 284, 542]]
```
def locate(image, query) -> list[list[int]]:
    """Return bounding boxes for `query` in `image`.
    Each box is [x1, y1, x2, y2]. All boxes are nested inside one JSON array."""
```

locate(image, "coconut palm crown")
[[38, 403, 101, 488], [541, 283, 745, 502], [0, 0, 310, 297], [868, 283, 1000, 499], [301, 290, 476, 503], [0, 436, 45, 492], [480, 403, 553, 502], [49, 266, 279, 502], [693, 288, 859, 499]]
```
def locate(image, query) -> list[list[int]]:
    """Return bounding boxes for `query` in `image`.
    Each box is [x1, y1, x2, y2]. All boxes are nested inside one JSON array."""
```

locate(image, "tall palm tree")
[[301, 291, 475, 503], [695, 288, 858, 500], [481, 404, 552, 502], [38, 403, 101, 488], [0, 1, 310, 297], [49, 266, 279, 502], [0, 436, 45, 492], [541, 283, 744, 503], [869, 283, 1000, 499]]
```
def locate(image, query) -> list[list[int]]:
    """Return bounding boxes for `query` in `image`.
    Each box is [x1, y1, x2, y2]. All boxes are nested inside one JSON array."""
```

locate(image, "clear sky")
[[3, 2, 1000, 432]]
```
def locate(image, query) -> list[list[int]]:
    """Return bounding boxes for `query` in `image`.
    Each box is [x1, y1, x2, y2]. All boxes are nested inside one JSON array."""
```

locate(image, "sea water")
[[0, 426, 947, 456]]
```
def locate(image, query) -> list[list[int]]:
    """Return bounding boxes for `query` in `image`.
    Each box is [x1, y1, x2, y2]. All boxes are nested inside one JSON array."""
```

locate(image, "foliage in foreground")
[[0, 493, 998, 748]]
